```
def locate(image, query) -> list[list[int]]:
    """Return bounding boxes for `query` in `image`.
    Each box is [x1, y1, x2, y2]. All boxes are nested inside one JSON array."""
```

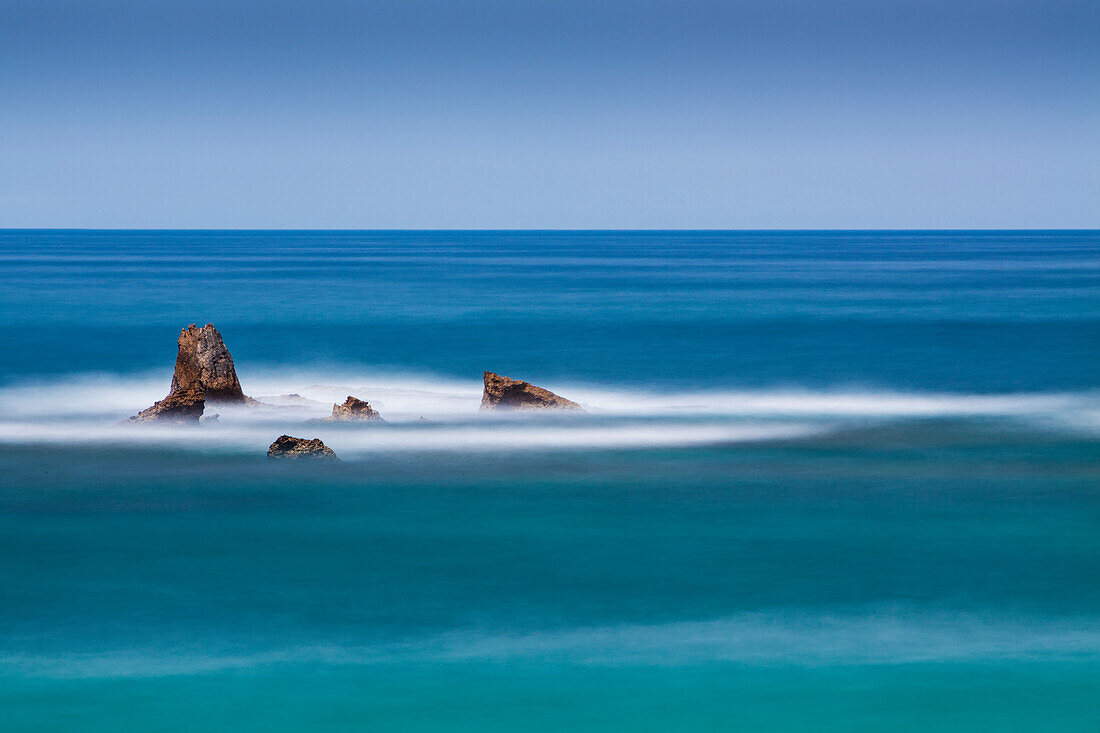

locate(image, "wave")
[[2, 369, 1093, 419], [5, 609, 1099, 678], [0, 419, 820, 454], [563, 386, 1090, 418], [0, 370, 1096, 455], [0, 370, 480, 419], [425, 610, 1100, 666]]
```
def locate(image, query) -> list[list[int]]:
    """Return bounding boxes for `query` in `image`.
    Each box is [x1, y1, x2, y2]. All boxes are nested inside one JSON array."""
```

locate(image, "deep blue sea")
[[1, 230, 1098, 731]]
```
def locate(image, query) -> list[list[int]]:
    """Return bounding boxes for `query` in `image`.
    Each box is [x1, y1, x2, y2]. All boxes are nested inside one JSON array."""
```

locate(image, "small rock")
[[323, 396, 384, 422], [480, 372, 583, 411], [127, 385, 205, 424], [267, 435, 339, 461]]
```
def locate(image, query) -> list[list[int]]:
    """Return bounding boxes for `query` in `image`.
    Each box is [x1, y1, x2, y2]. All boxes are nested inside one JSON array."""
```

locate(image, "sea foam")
[[0, 369, 1096, 456]]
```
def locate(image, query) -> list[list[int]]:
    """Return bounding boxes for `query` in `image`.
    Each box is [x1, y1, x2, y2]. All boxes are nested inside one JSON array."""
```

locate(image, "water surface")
[[1, 230, 1097, 731]]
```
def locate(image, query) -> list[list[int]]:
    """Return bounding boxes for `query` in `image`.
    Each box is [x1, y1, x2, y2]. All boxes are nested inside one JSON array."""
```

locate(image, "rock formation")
[[170, 324, 248, 403], [479, 372, 583, 411], [322, 396, 384, 422], [267, 435, 339, 461], [129, 323, 252, 423], [127, 385, 205, 424]]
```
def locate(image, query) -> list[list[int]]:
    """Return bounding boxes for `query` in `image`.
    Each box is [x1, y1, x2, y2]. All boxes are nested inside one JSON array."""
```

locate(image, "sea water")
[[0, 230, 1097, 731]]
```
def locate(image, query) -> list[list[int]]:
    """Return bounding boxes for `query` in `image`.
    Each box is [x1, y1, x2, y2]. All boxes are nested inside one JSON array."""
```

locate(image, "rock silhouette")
[[267, 435, 339, 461], [480, 371, 583, 411]]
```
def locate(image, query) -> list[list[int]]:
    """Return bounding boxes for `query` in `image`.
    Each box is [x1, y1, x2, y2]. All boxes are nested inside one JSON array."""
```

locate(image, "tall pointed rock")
[[127, 324, 250, 423], [170, 324, 247, 403]]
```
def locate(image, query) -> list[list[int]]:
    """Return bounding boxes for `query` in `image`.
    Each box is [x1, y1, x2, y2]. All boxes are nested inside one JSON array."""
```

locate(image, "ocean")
[[0, 230, 1097, 731]]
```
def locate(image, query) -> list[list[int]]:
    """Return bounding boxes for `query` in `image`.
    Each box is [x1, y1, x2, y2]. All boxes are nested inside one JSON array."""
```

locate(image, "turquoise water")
[[0, 231, 1098, 730]]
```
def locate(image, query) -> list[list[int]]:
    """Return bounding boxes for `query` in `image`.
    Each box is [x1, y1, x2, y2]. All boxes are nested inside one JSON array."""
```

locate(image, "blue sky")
[[1, 0, 1097, 228]]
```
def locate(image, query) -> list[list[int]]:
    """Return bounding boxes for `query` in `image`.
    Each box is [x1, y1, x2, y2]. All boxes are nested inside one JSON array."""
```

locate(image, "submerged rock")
[[267, 435, 339, 461], [266, 394, 311, 404], [479, 372, 583, 411], [323, 396, 384, 422], [171, 324, 249, 403], [127, 385, 205, 424]]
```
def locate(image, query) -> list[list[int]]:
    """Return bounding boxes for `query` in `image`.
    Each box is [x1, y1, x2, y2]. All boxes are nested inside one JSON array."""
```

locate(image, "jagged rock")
[[127, 385, 205, 424], [267, 435, 338, 461], [170, 324, 248, 403], [129, 324, 252, 422], [480, 371, 583, 411], [200, 413, 220, 424], [323, 396, 384, 422]]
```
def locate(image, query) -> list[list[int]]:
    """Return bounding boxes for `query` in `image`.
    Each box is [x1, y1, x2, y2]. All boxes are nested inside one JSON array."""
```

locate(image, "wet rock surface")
[[170, 324, 248, 403], [479, 371, 583, 411], [323, 396, 384, 422], [130, 323, 254, 422], [127, 385, 205, 424], [267, 435, 339, 461]]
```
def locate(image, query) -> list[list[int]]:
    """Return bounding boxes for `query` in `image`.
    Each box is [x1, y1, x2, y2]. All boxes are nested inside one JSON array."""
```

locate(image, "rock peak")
[[128, 324, 251, 423], [324, 396, 384, 422], [170, 324, 247, 403], [480, 372, 583, 411]]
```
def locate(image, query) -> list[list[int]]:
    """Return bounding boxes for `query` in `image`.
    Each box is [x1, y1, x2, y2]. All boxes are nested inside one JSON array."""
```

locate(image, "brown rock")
[[267, 435, 339, 461], [129, 324, 253, 422], [170, 324, 248, 403], [323, 396, 384, 422], [480, 371, 583, 411], [127, 385, 205, 424]]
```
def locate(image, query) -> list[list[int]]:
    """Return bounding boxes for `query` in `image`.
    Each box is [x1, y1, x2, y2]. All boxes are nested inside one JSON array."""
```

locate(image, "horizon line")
[[3, 227, 1098, 233]]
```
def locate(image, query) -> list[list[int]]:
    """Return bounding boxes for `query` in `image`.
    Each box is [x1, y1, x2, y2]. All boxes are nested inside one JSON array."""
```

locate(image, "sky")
[[1, 0, 1098, 229]]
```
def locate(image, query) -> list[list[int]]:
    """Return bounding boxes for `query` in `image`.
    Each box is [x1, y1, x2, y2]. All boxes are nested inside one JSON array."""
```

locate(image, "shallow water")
[[0, 230, 1097, 730]]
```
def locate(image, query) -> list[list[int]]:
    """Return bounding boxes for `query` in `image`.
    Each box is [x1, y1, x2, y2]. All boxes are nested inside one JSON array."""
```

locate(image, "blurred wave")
[[6, 609, 1098, 678], [0, 369, 1096, 456]]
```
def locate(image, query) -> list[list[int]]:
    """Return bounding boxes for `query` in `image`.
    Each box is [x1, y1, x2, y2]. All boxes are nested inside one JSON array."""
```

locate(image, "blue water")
[[0, 230, 1098, 731]]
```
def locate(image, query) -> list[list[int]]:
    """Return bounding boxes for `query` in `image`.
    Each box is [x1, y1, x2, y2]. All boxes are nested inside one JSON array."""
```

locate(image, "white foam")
[[0, 418, 819, 454], [2, 369, 1093, 419], [0, 369, 1096, 454], [424, 610, 1100, 666], [566, 387, 1090, 418]]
